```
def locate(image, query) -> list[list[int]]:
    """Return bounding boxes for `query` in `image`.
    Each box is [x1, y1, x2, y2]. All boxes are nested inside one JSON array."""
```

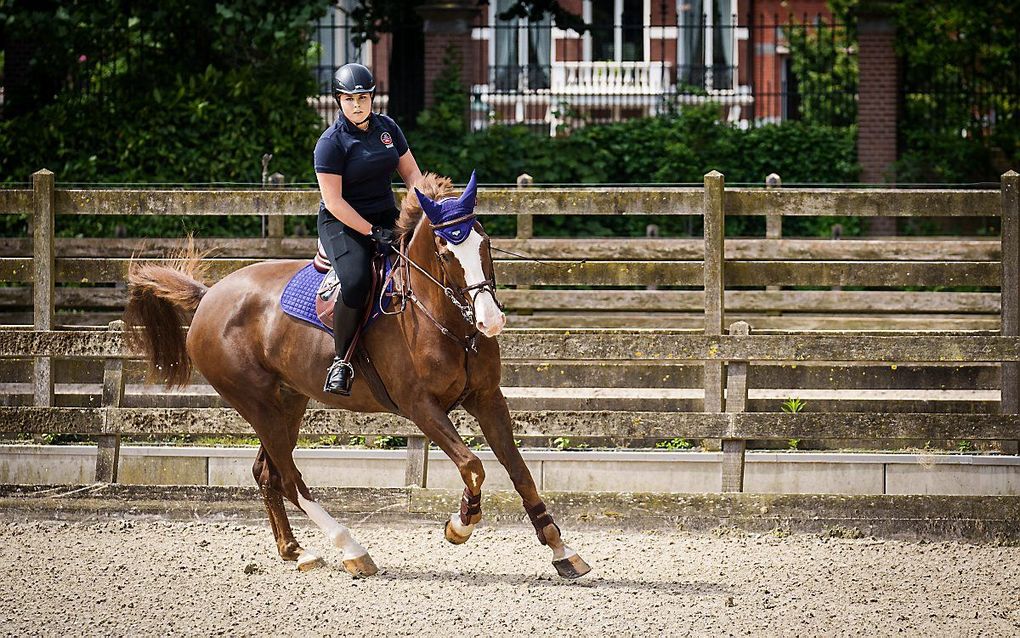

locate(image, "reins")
[[379, 239, 483, 353], [490, 245, 588, 267]]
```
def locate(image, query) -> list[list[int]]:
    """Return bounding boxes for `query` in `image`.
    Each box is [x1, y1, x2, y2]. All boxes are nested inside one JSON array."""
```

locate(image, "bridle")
[[379, 216, 502, 354]]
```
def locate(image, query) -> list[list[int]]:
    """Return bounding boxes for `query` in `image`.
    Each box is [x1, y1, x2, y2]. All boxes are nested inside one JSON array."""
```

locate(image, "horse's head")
[[414, 171, 506, 338]]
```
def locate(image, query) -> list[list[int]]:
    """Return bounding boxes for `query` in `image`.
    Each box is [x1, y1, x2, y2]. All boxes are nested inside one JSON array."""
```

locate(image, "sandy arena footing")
[[1, 514, 1019, 636]]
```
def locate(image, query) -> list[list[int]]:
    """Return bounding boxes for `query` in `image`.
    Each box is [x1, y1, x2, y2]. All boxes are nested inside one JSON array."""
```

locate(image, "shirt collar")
[[338, 113, 376, 135]]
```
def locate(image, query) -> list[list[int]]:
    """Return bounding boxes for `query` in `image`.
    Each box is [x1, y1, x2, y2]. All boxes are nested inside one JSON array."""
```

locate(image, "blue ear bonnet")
[[414, 170, 478, 245]]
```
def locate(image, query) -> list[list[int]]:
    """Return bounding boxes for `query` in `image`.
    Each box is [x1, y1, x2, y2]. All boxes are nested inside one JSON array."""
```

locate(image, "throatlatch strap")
[[525, 501, 559, 546], [460, 488, 482, 525]]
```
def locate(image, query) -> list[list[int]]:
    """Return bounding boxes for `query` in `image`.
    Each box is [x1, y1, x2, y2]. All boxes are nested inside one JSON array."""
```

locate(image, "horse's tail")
[[123, 239, 210, 388]]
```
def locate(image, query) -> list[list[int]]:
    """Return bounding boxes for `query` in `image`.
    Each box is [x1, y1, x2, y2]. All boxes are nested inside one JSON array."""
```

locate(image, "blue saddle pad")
[[280, 261, 393, 335]]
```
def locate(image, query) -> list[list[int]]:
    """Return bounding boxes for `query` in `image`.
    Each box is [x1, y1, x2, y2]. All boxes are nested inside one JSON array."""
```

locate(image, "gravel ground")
[[1, 515, 1019, 637]]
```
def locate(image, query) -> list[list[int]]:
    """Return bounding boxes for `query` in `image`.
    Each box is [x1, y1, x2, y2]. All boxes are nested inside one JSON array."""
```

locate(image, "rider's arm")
[[316, 172, 374, 236], [397, 149, 422, 190]]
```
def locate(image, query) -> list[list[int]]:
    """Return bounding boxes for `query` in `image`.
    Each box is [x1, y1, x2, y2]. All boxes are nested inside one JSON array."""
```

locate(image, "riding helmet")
[[333, 63, 376, 106]]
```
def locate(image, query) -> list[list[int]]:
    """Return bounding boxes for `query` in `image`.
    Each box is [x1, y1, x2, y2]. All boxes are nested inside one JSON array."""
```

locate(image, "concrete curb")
[[2, 484, 1017, 543]]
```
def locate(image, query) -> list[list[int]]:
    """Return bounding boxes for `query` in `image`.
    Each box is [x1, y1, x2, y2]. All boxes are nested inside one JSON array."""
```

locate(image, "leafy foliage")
[[0, 0, 329, 185]]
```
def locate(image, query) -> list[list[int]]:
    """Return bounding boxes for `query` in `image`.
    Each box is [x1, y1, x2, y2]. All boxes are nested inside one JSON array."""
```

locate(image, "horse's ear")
[[415, 187, 444, 224], [457, 170, 478, 211]]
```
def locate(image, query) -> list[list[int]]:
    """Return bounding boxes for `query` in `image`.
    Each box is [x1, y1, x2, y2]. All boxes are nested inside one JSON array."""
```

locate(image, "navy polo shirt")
[[314, 113, 409, 218]]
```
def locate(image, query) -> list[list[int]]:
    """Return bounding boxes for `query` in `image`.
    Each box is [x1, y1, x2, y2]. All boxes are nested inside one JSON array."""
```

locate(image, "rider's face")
[[339, 93, 372, 127]]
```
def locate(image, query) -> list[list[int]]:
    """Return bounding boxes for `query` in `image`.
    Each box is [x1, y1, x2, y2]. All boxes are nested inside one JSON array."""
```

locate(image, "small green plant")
[[551, 437, 589, 450], [348, 435, 366, 447], [956, 440, 975, 453], [787, 438, 801, 450], [781, 397, 807, 413], [655, 437, 693, 450], [373, 436, 407, 449]]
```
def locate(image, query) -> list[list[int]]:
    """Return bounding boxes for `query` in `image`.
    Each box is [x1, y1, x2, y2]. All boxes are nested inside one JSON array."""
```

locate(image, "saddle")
[[312, 239, 406, 332], [277, 241, 405, 413]]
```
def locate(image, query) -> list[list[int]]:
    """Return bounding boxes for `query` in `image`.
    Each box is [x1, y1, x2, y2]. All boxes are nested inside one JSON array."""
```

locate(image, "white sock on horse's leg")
[[447, 513, 476, 538], [297, 493, 368, 560]]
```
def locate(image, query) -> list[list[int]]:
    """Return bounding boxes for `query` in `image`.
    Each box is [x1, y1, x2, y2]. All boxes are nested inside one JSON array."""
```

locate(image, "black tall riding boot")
[[324, 302, 363, 396]]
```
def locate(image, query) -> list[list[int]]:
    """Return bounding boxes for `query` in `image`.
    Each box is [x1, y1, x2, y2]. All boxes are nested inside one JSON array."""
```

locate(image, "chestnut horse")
[[123, 173, 591, 579]]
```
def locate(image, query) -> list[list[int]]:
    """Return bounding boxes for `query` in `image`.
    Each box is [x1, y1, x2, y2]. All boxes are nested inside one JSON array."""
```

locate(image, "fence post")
[[32, 169, 55, 408], [765, 173, 782, 240], [96, 320, 125, 483], [703, 171, 726, 452], [405, 436, 429, 488], [722, 321, 750, 492], [516, 173, 533, 240], [267, 172, 286, 238], [515, 173, 534, 317], [1001, 170, 1019, 452]]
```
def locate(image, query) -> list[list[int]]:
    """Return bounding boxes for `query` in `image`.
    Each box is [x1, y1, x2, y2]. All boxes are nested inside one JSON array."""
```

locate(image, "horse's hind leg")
[[229, 388, 325, 570], [228, 384, 378, 577], [252, 446, 311, 565], [462, 388, 592, 579]]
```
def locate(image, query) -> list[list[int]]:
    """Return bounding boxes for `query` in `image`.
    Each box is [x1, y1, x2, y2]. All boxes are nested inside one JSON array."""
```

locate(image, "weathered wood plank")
[[1, 257, 1000, 288], [704, 172, 726, 418], [32, 171, 55, 410], [1, 236, 1001, 262], [722, 321, 750, 493], [55, 189, 322, 216], [4, 329, 1020, 362], [46, 187, 999, 218], [499, 290, 1000, 313], [405, 436, 429, 488], [0, 189, 32, 215], [1001, 171, 1019, 418], [506, 313, 1002, 331], [725, 189, 1001, 217], [0, 287, 1002, 318], [727, 261, 999, 287], [2, 358, 997, 392], [95, 321, 125, 483], [1, 406, 1015, 440]]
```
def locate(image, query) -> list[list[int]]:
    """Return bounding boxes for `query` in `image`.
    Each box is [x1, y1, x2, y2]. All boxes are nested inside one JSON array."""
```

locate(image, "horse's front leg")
[[462, 388, 592, 579], [404, 398, 485, 544]]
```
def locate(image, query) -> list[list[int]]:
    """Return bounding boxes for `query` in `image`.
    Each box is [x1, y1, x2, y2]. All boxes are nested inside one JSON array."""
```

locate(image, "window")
[[590, 0, 645, 62], [678, 0, 734, 91], [494, 0, 551, 90], [314, 1, 369, 93]]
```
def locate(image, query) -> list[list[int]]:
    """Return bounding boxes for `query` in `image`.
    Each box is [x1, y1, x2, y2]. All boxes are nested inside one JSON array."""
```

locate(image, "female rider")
[[315, 63, 422, 395]]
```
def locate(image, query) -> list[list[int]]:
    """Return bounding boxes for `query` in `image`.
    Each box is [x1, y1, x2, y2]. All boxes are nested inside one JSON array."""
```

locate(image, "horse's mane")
[[396, 172, 456, 242]]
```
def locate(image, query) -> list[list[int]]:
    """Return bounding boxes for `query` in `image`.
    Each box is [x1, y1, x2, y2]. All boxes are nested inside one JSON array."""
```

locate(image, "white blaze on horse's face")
[[446, 230, 506, 338]]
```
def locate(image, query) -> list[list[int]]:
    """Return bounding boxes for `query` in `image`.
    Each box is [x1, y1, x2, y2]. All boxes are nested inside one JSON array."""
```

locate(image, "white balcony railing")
[[550, 61, 671, 95]]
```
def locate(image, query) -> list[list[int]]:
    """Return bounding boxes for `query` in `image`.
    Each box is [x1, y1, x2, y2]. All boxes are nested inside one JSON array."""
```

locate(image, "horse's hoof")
[[296, 549, 325, 572], [552, 554, 592, 579], [342, 552, 379, 578], [444, 518, 472, 545]]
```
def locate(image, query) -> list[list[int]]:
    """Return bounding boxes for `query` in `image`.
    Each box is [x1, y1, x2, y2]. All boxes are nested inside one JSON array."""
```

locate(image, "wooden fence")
[[0, 169, 1018, 493]]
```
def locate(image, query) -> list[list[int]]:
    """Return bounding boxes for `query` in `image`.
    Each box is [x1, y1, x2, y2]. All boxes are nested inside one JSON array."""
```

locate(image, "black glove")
[[370, 225, 396, 246]]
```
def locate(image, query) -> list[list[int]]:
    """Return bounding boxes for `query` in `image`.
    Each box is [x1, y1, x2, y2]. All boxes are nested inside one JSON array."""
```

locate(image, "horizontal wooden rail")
[[3, 329, 1018, 362], [0, 257, 1002, 288], [0, 359, 1002, 390], [0, 187, 1002, 218], [0, 406, 1014, 440], [0, 288, 999, 315], [0, 190, 32, 215], [0, 237, 1002, 261], [725, 189, 1001, 217]]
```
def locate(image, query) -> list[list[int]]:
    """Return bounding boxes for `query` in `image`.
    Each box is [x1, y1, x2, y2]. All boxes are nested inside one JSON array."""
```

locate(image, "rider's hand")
[[370, 225, 396, 247]]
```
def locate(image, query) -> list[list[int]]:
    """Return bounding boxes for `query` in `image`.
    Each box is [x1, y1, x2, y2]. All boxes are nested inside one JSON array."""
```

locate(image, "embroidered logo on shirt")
[[380, 132, 394, 148]]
